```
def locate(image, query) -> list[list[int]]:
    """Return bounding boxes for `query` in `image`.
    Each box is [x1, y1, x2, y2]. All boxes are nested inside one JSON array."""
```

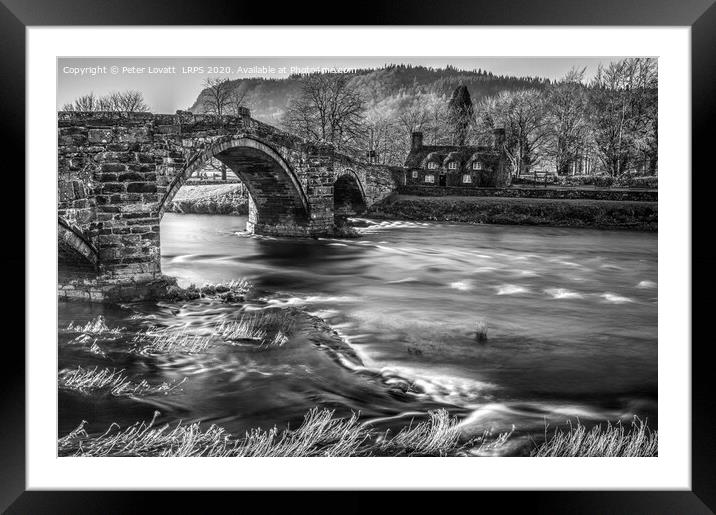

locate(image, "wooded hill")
[[187, 64, 551, 123]]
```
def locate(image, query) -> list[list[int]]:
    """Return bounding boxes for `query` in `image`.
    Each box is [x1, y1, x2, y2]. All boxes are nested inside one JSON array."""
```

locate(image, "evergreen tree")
[[447, 85, 475, 145]]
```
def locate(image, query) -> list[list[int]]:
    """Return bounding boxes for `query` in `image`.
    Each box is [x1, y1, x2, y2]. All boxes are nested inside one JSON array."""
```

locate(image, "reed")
[[216, 310, 296, 349], [58, 366, 185, 398], [475, 320, 488, 343], [131, 327, 213, 355], [531, 418, 657, 457], [66, 315, 122, 335], [58, 408, 473, 457], [376, 409, 462, 456]]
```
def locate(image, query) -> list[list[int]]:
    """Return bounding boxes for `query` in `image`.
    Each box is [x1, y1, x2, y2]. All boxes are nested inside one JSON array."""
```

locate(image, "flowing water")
[[58, 214, 657, 455]]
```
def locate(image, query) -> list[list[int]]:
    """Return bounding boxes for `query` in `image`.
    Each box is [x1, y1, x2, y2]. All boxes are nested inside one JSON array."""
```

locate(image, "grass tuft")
[[377, 409, 462, 456], [475, 320, 488, 343], [531, 417, 657, 457], [216, 310, 296, 349], [66, 315, 122, 335], [130, 310, 295, 355], [58, 408, 472, 457], [58, 408, 659, 458], [132, 327, 213, 355], [58, 366, 185, 398]]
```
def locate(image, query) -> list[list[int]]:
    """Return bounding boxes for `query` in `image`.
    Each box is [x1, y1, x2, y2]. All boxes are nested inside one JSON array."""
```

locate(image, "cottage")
[[404, 129, 509, 188]]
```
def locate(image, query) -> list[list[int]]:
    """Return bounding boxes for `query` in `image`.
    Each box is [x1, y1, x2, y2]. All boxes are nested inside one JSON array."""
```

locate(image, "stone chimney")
[[411, 131, 423, 151], [493, 128, 506, 149]]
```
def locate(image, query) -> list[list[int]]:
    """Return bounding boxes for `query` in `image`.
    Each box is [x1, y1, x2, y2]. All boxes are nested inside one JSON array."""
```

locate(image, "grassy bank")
[[58, 407, 657, 457], [368, 194, 657, 231], [166, 184, 248, 215]]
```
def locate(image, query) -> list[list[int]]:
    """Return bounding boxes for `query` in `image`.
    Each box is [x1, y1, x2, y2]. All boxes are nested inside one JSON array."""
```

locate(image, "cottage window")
[[472, 161, 483, 170], [462, 174, 472, 183], [425, 174, 435, 183], [427, 162, 437, 170], [412, 170, 418, 178], [448, 161, 457, 170]]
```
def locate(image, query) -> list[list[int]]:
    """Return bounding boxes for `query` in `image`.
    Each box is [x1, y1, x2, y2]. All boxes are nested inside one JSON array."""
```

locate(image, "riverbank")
[[367, 194, 658, 231], [165, 184, 248, 215]]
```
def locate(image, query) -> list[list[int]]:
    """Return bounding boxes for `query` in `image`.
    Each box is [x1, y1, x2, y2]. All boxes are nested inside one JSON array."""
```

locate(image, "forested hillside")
[[188, 64, 549, 123]]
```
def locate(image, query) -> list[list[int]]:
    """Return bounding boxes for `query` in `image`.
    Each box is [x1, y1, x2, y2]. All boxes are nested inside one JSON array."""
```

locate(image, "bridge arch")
[[159, 137, 311, 231], [58, 217, 99, 272], [333, 169, 367, 217]]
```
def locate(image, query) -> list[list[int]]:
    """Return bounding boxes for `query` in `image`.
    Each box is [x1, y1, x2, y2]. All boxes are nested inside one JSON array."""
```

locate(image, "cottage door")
[[439, 174, 447, 186]]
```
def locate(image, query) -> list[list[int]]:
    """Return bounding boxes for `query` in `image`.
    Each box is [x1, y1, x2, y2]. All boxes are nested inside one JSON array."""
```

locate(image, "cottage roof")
[[405, 144, 492, 168]]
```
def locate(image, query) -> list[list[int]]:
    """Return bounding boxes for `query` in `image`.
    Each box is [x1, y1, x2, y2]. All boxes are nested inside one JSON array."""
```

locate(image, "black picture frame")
[[3, 0, 713, 512]]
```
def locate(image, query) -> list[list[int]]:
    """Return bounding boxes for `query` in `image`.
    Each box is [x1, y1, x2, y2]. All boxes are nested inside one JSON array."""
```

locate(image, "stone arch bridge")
[[58, 109, 398, 301]]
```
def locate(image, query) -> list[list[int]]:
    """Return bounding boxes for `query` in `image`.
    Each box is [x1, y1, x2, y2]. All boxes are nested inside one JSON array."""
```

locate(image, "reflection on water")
[[58, 214, 657, 454]]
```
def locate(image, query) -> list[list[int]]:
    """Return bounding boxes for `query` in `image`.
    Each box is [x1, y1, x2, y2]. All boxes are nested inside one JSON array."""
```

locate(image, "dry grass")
[[58, 411, 234, 457], [66, 315, 122, 335], [58, 407, 658, 458], [217, 310, 296, 349], [377, 409, 462, 456], [474, 320, 488, 343], [58, 408, 471, 457], [88, 341, 107, 357], [531, 418, 657, 457], [129, 310, 295, 355], [58, 366, 185, 398], [132, 327, 213, 355]]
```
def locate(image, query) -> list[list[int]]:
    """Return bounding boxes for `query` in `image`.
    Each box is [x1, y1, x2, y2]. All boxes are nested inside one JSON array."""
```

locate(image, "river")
[[58, 214, 658, 455]]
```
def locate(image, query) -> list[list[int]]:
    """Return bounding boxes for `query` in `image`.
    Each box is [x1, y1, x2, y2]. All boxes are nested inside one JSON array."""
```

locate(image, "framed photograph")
[[5, 0, 713, 511]]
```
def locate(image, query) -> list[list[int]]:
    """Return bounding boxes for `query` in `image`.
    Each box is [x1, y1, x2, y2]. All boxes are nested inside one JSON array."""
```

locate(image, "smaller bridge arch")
[[333, 169, 367, 217]]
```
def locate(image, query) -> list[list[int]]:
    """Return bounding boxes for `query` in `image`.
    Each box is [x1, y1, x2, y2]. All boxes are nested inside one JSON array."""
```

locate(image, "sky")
[[57, 56, 623, 113]]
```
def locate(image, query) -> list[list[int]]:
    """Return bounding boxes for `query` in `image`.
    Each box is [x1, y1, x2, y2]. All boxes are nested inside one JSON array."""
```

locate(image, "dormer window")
[[448, 162, 457, 170], [472, 161, 483, 170], [427, 162, 437, 170]]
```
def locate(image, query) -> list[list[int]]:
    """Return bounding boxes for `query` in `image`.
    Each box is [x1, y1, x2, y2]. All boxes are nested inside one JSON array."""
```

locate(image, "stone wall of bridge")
[[57, 110, 398, 301]]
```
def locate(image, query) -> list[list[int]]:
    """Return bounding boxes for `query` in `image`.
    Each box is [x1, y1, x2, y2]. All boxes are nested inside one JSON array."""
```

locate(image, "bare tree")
[[201, 77, 233, 116], [424, 93, 450, 145], [363, 112, 405, 165], [114, 90, 149, 112], [589, 58, 657, 176], [478, 89, 549, 175], [398, 98, 430, 141], [544, 68, 591, 175], [61, 90, 149, 112], [226, 85, 250, 115], [63, 93, 98, 111], [283, 73, 366, 151]]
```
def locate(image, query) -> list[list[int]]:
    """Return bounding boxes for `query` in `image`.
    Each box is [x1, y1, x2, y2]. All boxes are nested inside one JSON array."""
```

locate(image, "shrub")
[[614, 175, 658, 189]]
